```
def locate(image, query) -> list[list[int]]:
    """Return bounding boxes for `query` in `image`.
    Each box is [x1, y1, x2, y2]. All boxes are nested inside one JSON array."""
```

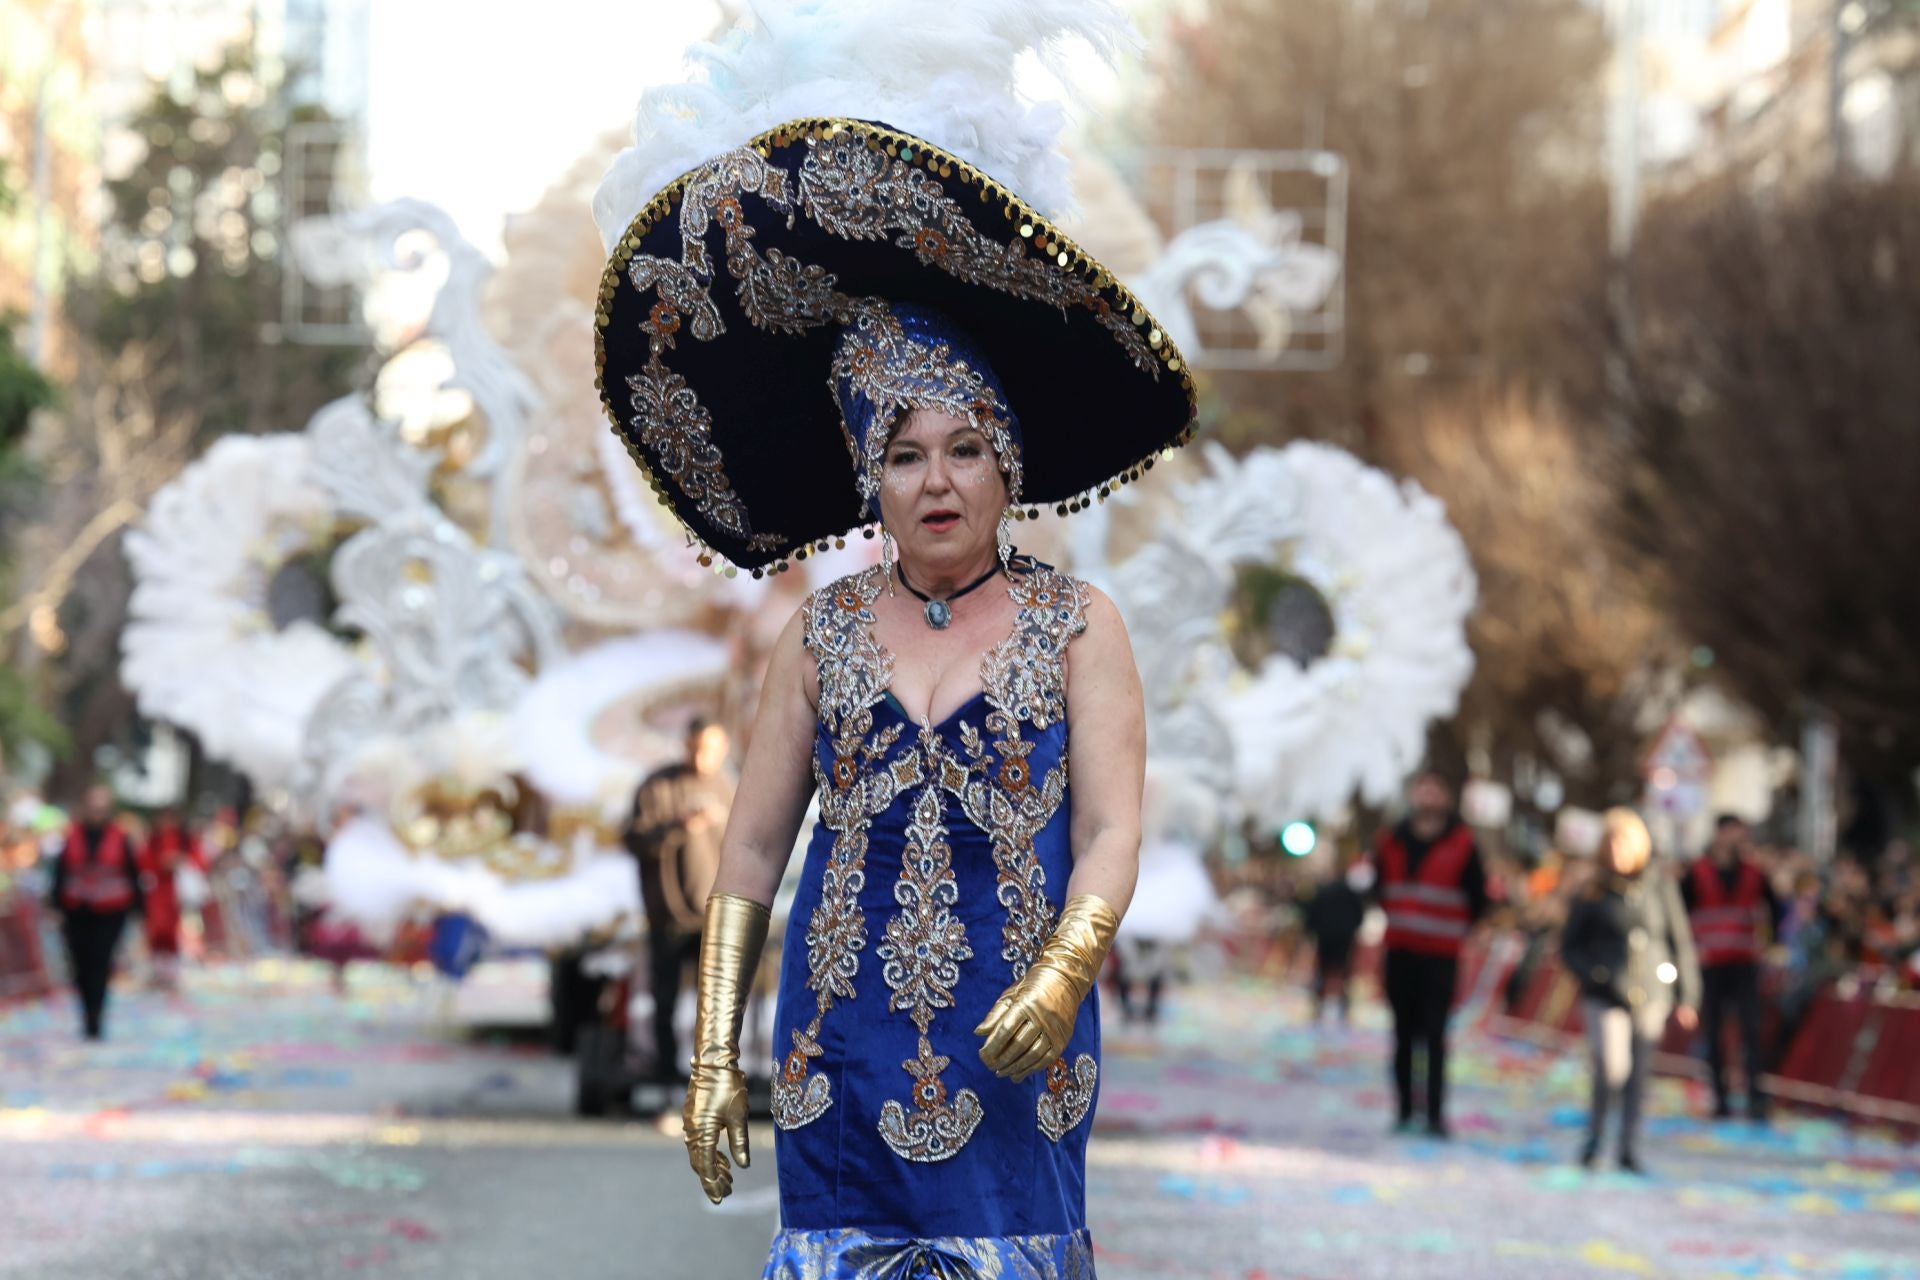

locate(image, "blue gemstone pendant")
[[924, 599, 952, 629]]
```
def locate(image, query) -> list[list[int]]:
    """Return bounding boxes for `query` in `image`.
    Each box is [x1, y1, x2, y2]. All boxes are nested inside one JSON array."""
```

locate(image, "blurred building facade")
[[0, 0, 368, 371], [0, 0, 99, 374], [1638, 0, 1918, 181], [89, 0, 370, 338], [90, 0, 369, 157]]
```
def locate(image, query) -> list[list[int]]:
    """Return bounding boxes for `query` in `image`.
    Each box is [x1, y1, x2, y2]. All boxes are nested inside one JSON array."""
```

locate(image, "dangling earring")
[[996, 510, 1014, 574], [881, 525, 898, 596]]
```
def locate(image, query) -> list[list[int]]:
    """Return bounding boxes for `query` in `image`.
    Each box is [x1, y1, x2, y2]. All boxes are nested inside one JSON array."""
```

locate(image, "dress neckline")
[[864, 568, 1022, 730]]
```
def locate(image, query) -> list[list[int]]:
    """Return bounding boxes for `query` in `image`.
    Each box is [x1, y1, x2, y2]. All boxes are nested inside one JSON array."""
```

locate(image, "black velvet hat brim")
[[593, 118, 1197, 573]]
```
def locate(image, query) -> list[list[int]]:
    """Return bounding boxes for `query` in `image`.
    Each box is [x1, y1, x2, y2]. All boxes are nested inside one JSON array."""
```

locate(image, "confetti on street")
[[3, 964, 1916, 1279]]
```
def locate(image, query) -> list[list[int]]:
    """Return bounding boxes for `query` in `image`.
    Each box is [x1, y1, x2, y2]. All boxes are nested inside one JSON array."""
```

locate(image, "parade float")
[[113, 0, 1473, 1086], [114, 145, 861, 1088], [117, 193, 750, 985]]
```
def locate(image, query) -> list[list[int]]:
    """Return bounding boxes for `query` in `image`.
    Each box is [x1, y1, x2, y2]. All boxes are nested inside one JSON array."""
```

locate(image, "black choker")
[[897, 561, 1003, 630]]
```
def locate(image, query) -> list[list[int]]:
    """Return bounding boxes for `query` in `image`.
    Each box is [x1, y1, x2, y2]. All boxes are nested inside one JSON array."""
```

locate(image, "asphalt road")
[[5, 958, 1918, 1279]]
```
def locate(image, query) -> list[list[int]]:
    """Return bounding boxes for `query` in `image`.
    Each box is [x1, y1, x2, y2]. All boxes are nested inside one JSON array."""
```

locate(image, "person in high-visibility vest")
[[1371, 769, 1489, 1137], [46, 784, 144, 1040], [138, 808, 204, 992], [1682, 815, 1780, 1120]]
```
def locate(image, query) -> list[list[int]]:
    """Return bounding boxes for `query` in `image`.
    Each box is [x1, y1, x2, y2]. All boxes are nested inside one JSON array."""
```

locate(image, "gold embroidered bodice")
[[770, 561, 1096, 1159]]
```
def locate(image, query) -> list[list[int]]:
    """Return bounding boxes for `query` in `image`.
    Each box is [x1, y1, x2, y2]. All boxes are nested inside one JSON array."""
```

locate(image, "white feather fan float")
[[120, 435, 365, 791], [1217, 442, 1477, 826], [1073, 440, 1474, 833]]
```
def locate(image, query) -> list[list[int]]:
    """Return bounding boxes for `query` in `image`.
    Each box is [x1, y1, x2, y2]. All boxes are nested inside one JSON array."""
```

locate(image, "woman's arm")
[[707, 606, 821, 907], [1662, 874, 1704, 1012], [975, 586, 1144, 1081], [1062, 585, 1146, 916]]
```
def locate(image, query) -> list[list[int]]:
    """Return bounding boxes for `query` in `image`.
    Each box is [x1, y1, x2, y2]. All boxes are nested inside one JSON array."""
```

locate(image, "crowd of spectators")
[[0, 790, 306, 983], [1209, 818, 1920, 1021]]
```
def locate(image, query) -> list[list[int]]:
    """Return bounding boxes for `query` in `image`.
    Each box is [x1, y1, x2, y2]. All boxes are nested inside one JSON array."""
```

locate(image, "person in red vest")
[[139, 807, 202, 992], [1373, 769, 1488, 1137], [46, 783, 144, 1040], [1682, 815, 1781, 1119]]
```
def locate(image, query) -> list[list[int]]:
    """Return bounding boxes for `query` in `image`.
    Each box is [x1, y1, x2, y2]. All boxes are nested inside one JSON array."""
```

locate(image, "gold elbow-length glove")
[[682, 892, 771, 1204], [975, 894, 1120, 1082]]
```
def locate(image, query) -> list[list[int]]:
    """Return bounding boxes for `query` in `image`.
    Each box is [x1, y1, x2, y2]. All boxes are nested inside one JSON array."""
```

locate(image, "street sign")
[[1643, 717, 1713, 822], [1642, 717, 1712, 786]]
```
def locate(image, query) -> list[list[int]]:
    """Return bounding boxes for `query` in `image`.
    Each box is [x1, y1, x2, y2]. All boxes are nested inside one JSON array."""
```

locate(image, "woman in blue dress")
[[685, 299, 1150, 1277], [589, 24, 1197, 1276]]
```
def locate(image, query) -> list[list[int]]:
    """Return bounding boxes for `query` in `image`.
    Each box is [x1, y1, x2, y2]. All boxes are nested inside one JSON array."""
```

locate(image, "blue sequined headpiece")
[[830, 303, 1024, 517]]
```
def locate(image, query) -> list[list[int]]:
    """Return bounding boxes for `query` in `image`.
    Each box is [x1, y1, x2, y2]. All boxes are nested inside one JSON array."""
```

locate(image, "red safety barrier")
[[1851, 997, 1920, 1110], [1776, 992, 1871, 1089], [0, 891, 54, 1004], [1454, 931, 1920, 1127], [1774, 987, 1920, 1121]]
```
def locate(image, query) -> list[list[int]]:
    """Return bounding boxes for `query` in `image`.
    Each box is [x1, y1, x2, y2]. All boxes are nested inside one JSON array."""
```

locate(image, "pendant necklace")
[[896, 561, 1002, 630]]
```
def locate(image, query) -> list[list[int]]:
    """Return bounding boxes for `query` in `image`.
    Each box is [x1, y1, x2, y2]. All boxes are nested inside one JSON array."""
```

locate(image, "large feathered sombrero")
[[591, 2, 1198, 575]]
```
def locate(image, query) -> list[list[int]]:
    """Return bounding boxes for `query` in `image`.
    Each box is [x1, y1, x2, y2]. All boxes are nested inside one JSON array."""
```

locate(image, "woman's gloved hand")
[[682, 893, 770, 1203], [975, 894, 1119, 1082]]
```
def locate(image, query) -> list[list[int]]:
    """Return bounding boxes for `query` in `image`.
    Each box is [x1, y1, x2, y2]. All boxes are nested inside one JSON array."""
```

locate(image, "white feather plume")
[[120, 434, 364, 791], [321, 712, 642, 948], [322, 816, 640, 949], [509, 632, 730, 810], [593, 0, 1137, 252], [1217, 443, 1478, 824]]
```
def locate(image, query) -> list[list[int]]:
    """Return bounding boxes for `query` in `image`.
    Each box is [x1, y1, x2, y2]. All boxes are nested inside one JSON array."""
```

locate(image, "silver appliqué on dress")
[[876, 741, 984, 1162]]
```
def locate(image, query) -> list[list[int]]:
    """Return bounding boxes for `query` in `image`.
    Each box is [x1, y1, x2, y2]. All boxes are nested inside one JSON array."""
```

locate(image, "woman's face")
[[878, 408, 1008, 573], [1604, 835, 1650, 877]]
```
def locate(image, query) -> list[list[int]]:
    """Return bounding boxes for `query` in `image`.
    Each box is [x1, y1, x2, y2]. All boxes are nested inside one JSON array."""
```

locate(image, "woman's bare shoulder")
[[1057, 576, 1137, 690], [1077, 579, 1126, 628], [768, 596, 822, 710], [1064, 577, 1129, 647]]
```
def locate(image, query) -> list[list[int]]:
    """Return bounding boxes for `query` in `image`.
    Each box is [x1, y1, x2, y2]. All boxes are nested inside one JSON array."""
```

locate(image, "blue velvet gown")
[[764, 563, 1101, 1280]]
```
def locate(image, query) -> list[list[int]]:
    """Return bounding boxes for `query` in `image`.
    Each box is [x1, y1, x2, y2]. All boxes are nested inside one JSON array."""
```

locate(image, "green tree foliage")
[[0, 665, 69, 767], [72, 41, 363, 441], [0, 322, 54, 455], [0, 317, 54, 591], [0, 159, 56, 453], [0, 159, 62, 765], [0, 319, 62, 764]]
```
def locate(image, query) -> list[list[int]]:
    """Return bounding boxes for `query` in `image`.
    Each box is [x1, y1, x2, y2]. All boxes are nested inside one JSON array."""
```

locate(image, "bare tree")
[[1149, 0, 1668, 805], [1384, 385, 1676, 806], [1149, 0, 1611, 449], [1618, 174, 1920, 783], [4, 44, 371, 792]]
